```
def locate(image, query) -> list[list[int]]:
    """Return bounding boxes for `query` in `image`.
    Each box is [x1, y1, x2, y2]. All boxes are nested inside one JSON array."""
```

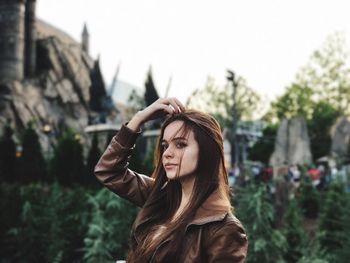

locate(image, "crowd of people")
[[228, 160, 350, 193]]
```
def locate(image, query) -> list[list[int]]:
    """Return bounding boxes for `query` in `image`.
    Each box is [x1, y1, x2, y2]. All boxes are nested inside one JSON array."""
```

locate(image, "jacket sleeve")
[[94, 124, 155, 207], [206, 220, 248, 263]]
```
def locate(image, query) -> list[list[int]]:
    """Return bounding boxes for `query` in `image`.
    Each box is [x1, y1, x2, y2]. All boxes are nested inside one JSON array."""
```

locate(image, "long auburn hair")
[[127, 110, 230, 263]]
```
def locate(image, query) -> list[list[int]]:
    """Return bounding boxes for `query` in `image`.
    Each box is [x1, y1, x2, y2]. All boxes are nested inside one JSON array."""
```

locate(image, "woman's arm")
[[94, 98, 185, 207]]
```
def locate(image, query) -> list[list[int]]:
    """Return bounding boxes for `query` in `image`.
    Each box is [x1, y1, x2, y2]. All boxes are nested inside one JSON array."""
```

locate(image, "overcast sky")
[[37, 0, 350, 103]]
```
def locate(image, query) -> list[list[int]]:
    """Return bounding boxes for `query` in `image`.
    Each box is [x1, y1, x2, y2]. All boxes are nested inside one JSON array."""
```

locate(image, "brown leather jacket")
[[95, 125, 248, 262]]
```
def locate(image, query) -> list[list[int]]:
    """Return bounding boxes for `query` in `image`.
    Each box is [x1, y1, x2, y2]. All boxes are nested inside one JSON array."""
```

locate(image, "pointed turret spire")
[[81, 23, 89, 54]]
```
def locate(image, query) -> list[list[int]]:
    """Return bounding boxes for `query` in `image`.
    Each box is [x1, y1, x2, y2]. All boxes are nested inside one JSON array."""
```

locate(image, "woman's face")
[[161, 120, 199, 181]]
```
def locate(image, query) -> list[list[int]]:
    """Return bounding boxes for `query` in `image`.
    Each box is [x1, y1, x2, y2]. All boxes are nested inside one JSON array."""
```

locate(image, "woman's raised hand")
[[127, 98, 185, 131]]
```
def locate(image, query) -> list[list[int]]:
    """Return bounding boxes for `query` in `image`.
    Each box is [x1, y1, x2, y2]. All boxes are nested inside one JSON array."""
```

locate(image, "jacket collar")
[[134, 189, 231, 238], [186, 189, 231, 227]]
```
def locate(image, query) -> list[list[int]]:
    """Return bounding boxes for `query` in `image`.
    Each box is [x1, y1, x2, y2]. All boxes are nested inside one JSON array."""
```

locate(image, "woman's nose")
[[163, 145, 174, 158]]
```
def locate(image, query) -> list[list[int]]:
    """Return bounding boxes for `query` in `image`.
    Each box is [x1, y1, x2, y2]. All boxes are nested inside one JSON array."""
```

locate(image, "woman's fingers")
[[159, 97, 184, 113], [173, 97, 185, 112]]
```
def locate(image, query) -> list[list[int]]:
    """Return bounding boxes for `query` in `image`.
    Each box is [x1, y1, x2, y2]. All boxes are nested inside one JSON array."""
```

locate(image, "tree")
[[298, 177, 320, 219], [50, 130, 85, 185], [282, 199, 306, 263], [0, 125, 17, 182], [269, 83, 314, 121], [268, 32, 350, 121], [187, 76, 261, 129], [84, 188, 138, 262], [296, 32, 350, 114], [18, 125, 47, 182], [308, 101, 342, 160], [336, 192, 350, 262], [86, 133, 102, 187], [235, 183, 287, 263], [249, 124, 278, 165], [318, 181, 347, 256]]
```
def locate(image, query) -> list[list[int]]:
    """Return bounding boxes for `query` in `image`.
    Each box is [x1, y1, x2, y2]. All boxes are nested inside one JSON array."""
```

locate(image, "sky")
[[37, 0, 350, 103]]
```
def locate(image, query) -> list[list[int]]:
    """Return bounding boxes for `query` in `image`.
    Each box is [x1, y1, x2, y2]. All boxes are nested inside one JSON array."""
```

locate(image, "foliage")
[[0, 183, 138, 263], [336, 192, 350, 263], [270, 33, 350, 122], [235, 183, 287, 263], [270, 83, 314, 121], [297, 177, 320, 219], [0, 183, 22, 260], [318, 181, 347, 255], [282, 199, 306, 262], [4, 183, 90, 263], [307, 101, 342, 161], [50, 130, 86, 186], [296, 32, 350, 114], [296, 234, 330, 263], [86, 133, 102, 187], [83, 188, 138, 262], [18, 125, 47, 182], [186, 77, 261, 129], [266, 33, 349, 159], [0, 125, 17, 182], [249, 124, 277, 165]]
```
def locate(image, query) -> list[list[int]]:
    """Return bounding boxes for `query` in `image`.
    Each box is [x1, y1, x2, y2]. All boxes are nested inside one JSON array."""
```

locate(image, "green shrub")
[[298, 178, 320, 218], [50, 130, 86, 185], [4, 183, 90, 263], [319, 181, 347, 256], [235, 183, 287, 263], [18, 125, 47, 182], [84, 188, 138, 262], [282, 199, 306, 262]]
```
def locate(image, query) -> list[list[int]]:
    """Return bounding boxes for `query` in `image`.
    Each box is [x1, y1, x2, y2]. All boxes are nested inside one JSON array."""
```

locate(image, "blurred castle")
[[0, 0, 118, 148]]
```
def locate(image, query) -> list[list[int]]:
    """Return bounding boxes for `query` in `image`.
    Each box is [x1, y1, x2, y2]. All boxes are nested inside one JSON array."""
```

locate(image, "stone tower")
[[81, 23, 89, 54], [0, 0, 26, 81], [24, 0, 36, 77]]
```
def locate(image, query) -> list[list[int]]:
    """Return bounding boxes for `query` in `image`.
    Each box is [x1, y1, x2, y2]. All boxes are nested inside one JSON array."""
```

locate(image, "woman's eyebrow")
[[161, 137, 187, 143]]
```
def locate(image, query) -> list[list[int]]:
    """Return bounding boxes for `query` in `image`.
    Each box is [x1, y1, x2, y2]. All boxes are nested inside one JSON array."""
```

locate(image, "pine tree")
[[298, 177, 320, 219], [336, 192, 350, 263], [84, 188, 138, 262], [0, 125, 17, 182], [18, 125, 47, 182], [318, 181, 346, 256], [50, 130, 85, 185], [235, 183, 287, 263], [282, 199, 306, 262]]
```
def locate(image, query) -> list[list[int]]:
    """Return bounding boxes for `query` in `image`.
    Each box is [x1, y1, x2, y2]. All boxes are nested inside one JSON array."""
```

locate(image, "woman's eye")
[[161, 143, 168, 150], [176, 142, 187, 149]]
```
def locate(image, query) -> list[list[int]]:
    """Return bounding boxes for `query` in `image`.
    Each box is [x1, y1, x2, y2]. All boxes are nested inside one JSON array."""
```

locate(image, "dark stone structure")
[[24, 0, 36, 77], [0, 0, 26, 81], [81, 23, 89, 55]]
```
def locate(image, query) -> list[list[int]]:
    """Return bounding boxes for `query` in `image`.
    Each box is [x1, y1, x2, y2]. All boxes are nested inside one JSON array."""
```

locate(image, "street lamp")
[[226, 69, 239, 165]]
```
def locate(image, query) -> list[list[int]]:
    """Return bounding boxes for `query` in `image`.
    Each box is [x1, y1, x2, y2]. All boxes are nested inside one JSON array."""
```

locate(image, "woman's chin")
[[166, 173, 177, 180]]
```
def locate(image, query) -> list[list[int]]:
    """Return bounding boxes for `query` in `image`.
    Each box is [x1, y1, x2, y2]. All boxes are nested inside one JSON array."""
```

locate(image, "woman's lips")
[[164, 164, 177, 170]]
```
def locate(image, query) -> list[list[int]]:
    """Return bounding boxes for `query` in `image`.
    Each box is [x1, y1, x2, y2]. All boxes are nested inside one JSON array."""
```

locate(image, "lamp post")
[[226, 70, 239, 165]]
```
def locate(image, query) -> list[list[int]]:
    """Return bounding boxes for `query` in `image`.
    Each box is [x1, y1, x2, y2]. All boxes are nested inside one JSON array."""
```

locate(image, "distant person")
[[95, 98, 248, 262]]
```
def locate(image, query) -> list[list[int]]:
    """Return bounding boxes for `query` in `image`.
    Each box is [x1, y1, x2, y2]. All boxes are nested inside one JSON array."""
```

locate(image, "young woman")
[[95, 98, 248, 263]]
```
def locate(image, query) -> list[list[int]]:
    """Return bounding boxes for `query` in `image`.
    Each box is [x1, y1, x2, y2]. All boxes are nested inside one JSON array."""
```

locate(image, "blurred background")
[[1, 0, 350, 262]]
